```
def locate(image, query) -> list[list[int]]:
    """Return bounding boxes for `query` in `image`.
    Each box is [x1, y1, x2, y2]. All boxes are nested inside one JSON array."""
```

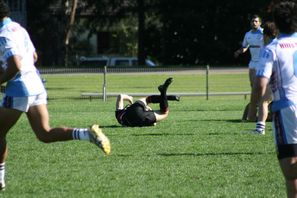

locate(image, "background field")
[[0, 70, 285, 197]]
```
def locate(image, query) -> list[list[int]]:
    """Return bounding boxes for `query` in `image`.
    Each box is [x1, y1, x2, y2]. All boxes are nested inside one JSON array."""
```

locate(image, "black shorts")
[[115, 101, 156, 127]]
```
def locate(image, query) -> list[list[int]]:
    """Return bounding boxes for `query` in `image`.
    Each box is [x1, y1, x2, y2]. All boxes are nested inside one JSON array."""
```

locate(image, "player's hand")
[[128, 96, 133, 104], [234, 50, 240, 58]]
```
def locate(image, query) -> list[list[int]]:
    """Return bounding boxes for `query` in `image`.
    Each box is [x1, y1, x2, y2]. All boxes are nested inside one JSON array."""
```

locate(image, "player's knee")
[[161, 108, 169, 114], [158, 110, 169, 118], [285, 173, 297, 181], [283, 166, 297, 181], [36, 136, 51, 143], [35, 132, 52, 143], [164, 111, 169, 117]]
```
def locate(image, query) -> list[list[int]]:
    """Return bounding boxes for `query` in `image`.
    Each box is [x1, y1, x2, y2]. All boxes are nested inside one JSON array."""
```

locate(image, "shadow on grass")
[[173, 109, 241, 112], [200, 119, 243, 123], [46, 87, 72, 91], [158, 151, 274, 157], [132, 133, 195, 136], [100, 125, 123, 128], [178, 119, 243, 123], [113, 151, 274, 158]]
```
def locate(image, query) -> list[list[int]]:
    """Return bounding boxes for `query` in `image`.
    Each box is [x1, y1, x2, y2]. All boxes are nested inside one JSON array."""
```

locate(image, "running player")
[[0, 1, 110, 191]]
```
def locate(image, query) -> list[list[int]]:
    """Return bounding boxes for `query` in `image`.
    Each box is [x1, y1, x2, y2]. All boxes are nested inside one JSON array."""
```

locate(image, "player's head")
[[273, 1, 297, 34], [250, 15, 262, 30], [263, 21, 278, 44], [0, 1, 9, 19]]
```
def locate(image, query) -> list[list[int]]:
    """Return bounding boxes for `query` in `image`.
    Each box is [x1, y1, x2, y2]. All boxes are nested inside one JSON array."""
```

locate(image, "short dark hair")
[[0, 1, 9, 18], [251, 15, 262, 23], [263, 21, 278, 38], [273, 1, 297, 34]]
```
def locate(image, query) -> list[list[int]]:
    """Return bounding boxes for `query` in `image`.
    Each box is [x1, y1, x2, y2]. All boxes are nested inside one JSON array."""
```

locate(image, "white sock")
[[72, 128, 90, 141], [256, 121, 265, 131], [0, 163, 5, 185]]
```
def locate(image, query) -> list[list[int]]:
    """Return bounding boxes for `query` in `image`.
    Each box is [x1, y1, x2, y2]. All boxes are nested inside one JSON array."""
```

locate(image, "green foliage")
[[150, 0, 270, 65], [27, 0, 272, 67], [0, 73, 286, 197], [27, 0, 67, 66]]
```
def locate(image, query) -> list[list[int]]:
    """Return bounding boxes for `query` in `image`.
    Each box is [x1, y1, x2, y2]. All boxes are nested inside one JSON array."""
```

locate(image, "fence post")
[[102, 66, 107, 102], [206, 65, 209, 100]]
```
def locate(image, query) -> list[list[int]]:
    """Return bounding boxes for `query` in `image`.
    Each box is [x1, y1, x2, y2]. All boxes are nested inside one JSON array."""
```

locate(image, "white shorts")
[[273, 105, 297, 159], [1, 92, 47, 112]]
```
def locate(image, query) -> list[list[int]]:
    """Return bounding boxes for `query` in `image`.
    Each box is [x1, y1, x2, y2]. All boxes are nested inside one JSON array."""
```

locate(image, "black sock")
[[167, 95, 180, 101], [146, 95, 179, 103], [160, 91, 168, 113], [146, 95, 168, 113], [146, 95, 160, 103]]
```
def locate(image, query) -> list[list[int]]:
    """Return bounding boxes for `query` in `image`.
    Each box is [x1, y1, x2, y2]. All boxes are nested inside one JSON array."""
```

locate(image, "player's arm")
[[234, 46, 249, 58], [234, 33, 249, 58], [0, 55, 21, 85], [33, 51, 38, 63], [116, 94, 134, 110]]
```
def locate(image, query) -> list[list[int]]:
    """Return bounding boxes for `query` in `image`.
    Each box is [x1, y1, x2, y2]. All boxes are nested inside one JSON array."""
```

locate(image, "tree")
[[27, 0, 273, 66], [137, 0, 145, 65], [65, 0, 78, 67], [27, 0, 68, 66], [146, 0, 270, 66]]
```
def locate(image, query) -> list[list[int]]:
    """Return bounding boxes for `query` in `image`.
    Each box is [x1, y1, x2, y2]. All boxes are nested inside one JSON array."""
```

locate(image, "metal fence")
[[38, 66, 250, 101], [0, 67, 250, 102]]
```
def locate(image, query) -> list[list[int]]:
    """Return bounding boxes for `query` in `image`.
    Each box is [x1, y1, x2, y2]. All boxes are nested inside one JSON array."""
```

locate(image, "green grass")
[[43, 72, 250, 99], [0, 72, 285, 197]]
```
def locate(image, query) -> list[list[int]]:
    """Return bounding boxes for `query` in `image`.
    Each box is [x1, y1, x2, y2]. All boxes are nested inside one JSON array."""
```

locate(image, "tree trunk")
[[137, 0, 145, 66], [64, 0, 78, 67]]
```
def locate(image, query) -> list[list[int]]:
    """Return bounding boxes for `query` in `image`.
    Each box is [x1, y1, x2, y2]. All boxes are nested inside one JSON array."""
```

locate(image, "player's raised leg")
[[26, 104, 111, 155]]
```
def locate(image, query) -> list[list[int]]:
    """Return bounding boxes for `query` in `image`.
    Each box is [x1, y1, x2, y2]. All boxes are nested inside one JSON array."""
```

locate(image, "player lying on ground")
[[115, 78, 180, 127]]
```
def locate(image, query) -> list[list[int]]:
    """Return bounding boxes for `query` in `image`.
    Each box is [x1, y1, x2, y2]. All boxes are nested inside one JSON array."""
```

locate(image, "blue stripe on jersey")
[[271, 99, 296, 112], [250, 28, 263, 35], [274, 111, 288, 145], [3, 49, 17, 60], [2, 95, 13, 108], [278, 33, 297, 39], [0, 18, 12, 28], [5, 74, 29, 96], [275, 55, 286, 99]]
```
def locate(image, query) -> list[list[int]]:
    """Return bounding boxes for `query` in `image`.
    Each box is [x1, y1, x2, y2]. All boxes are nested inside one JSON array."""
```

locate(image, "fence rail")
[[39, 66, 247, 74], [37, 66, 249, 101], [81, 91, 250, 101]]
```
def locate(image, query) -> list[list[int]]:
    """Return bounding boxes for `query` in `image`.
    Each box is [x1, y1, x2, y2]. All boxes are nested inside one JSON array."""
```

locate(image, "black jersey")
[[115, 101, 156, 127]]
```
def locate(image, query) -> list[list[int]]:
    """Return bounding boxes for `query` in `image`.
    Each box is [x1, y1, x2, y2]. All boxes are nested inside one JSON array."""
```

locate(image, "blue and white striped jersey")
[[242, 28, 264, 62], [0, 18, 45, 96], [257, 33, 297, 112]]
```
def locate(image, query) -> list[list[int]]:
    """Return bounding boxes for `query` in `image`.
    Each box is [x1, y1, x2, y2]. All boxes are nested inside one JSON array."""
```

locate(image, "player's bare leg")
[[0, 107, 23, 190], [279, 157, 297, 197], [247, 68, 257, 121], [27, 104, 110, 154]]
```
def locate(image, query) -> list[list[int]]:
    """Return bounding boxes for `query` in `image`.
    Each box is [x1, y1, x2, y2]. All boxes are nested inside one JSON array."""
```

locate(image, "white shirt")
[[0, 18, 45, 96], [257, 33, 297, 111], [242, 28, 264, 68]]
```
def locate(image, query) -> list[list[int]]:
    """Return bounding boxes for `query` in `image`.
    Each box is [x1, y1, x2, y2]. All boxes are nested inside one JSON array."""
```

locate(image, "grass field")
[[0, 72, 286, 197]]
